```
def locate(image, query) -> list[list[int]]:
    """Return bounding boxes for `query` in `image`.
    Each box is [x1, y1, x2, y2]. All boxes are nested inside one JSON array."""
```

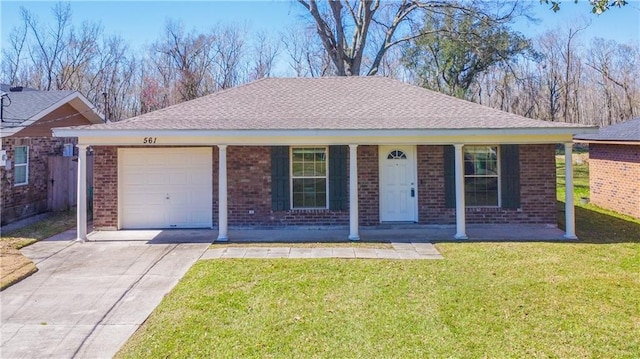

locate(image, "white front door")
[[379, 145, 417, 222]]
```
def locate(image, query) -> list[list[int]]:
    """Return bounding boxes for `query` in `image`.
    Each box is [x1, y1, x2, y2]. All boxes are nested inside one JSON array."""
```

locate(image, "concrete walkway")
[[0, 230, 210, 359], [202, 242, 443, 260]]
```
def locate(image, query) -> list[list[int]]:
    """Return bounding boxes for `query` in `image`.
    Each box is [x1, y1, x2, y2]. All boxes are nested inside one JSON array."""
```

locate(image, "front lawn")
[[117, 157, 640, 358], [118, 240, 639, 358]]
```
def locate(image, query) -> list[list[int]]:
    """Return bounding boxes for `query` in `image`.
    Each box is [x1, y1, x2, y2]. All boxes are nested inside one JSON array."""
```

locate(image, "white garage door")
[[119, 148, 212, 229]]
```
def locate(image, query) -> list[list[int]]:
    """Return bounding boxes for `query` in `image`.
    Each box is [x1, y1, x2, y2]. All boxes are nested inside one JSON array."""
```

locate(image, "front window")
[[464, 146, 499, 207], [291, 147, 328, 209], [14, 146, 29, 186]]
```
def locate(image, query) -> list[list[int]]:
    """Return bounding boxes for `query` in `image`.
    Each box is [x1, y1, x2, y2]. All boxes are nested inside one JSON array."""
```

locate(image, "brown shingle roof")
[[72, 77, 585, 131]]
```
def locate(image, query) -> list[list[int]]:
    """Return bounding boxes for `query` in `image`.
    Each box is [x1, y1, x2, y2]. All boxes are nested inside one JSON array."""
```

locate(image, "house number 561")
[[143, 137, 157, 144]]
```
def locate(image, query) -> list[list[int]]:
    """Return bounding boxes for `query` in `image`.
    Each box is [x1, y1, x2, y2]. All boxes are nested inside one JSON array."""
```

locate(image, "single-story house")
[[53, 77, 596, 241], [1, 85, 103, 225], [575, 118, 639, 219]]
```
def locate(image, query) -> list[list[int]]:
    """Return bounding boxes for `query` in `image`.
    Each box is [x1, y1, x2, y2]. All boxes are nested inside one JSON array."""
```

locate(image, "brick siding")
[[91, 144, 558, 229], [416, 144, 557, 225], [1, 137, 77, 225], [1, 102, 93, 225], [589, 144, 640, 219], [92, 146, 118, 229]]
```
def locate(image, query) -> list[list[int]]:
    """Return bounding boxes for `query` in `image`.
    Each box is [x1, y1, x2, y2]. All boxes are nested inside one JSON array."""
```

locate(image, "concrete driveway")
[[1, 229, 212, 358]]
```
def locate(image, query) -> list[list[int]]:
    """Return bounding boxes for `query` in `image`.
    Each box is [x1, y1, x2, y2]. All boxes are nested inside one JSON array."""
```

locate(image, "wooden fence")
[[47, 154, 93, 212]]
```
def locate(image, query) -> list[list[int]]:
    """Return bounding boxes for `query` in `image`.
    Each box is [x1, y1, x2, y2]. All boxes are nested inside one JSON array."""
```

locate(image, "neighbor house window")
[[464, 146, 499, 207], [14, 146, 29, 186], [291, 147, 328, 209]]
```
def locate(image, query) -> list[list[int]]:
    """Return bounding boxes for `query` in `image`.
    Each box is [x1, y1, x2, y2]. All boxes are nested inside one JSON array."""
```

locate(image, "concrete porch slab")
[[221, 224, 566, 243]]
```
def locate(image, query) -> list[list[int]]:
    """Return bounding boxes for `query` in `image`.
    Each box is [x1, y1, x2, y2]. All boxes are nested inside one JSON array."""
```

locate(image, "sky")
[[1, 0, 639, 74]]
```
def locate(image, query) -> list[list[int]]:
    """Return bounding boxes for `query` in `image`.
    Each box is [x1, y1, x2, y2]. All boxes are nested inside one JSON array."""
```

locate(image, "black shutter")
[[444, 145, 456, 208], [500, 145, 521, 209], [271, 146, 290, 211], [329, 145, 348, 210]]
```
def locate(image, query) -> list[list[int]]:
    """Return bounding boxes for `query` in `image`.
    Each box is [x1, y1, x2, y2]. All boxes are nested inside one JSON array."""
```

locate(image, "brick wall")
[[1, 137, 77, 225], [589, 144, 640, 219], [92, 146, 118, 229], [417, 145, 453, 224], [517, 144, 557, 224], [357, 145, 379, 225], [416, 144, 557, 225], [91, 144, 558, 229], [224, 145, 380, 227], [225, 146, 350, 226]]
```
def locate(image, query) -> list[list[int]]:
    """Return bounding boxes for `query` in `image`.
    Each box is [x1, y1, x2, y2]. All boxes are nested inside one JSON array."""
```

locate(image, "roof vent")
[[9, 86, 23, 92]]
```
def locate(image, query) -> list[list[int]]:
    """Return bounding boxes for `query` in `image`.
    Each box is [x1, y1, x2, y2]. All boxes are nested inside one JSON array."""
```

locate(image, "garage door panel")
[[125, 193, 165, 206], [169, 173, 188, 185], [120, 148, 213, 229]]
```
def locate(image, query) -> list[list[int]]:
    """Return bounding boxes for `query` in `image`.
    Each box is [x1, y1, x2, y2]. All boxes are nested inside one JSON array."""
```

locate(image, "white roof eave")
[[53, 126, 598, 139]]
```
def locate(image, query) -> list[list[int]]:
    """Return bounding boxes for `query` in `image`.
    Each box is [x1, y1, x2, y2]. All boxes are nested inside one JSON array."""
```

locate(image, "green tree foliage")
[[402, 6, 531, 98], [541, 0, 627, 14]]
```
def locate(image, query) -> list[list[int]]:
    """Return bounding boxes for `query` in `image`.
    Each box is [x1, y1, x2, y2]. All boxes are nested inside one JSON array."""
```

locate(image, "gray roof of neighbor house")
[[574, 118, 640, 142], [0, 87, 76, 128], [0, 84, 38, 92], [60, 77, 590, 131], [0, 85, 104, 138]]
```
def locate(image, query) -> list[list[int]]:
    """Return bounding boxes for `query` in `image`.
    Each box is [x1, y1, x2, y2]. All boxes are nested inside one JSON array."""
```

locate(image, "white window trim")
[[464, 145, 501, 208], [290, 146, 329, 210], [14, 145, 29, 186]]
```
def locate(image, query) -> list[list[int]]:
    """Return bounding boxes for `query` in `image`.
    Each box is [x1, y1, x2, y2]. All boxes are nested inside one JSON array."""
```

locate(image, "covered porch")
[[72, 142, 578, 242]]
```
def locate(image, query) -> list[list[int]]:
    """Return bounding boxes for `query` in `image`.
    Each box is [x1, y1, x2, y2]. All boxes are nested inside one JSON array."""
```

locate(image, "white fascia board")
[[68, 93, 104, 124], [55, 126, 598, 139], [0, 127, 22, 138], [74, 133, 579, 147], [574, 139, 640, 145]]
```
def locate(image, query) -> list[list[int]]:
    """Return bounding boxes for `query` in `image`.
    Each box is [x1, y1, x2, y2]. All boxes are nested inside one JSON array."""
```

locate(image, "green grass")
[[1, 211, 76, 290], [117, 159, 640, 358], [556, 156, 590, 202], [1, 211, 76, 249]]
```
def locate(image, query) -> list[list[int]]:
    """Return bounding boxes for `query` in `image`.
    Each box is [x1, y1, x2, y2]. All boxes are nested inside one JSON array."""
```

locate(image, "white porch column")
[[564, 143, 577, 239], [348, 144, 360, 241], [76, 145, 88, 242], [217, 145, 229, 241], [453, 144, 468, 240]]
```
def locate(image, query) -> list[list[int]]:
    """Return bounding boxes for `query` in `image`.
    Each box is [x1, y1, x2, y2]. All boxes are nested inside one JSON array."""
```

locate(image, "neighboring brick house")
[[0, 85, 103, 225], [54, 77, 596, 241], [575, 118, 640, 219]]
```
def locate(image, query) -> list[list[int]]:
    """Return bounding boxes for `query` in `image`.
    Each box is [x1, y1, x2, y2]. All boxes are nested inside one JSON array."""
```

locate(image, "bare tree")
[[150, 20, 216, 101], [21, 2, 73, 90], [55, 21, 101, 90], [249, 32, 280, 80], [1, 22, 29, 85], [213, 24, 246, 90], [281, 25, 332, 77], [297, 0, 528, 76], [561, 23, 589, 123], [297, 0, 420, 76], [587, 38, 639, 124]]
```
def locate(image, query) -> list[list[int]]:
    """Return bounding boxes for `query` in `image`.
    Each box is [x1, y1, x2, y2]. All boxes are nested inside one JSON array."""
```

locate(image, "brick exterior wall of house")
[[224, 146, 350, 227], [1, 102, 94, 225], [91, 144, 558, 229], [517, 144, 558, 224], [92, 146, 118, 229], [1, 137, 77, 225], [415, 144, 557, 225], [356, 146, 380, 225], [589, 144, 640, 219]]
